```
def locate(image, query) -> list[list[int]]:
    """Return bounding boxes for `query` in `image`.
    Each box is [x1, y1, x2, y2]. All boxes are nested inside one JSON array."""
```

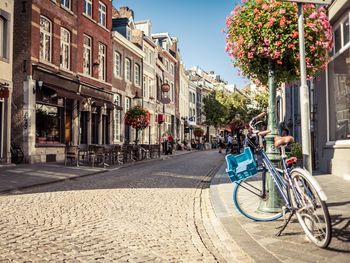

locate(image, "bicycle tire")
[[290, 168, 332, 248], [289, 168, 332, 248], [233, 170, 283, 222]]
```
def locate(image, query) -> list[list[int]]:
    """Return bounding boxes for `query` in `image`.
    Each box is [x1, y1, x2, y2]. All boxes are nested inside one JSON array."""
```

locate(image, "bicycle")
[[225, 112, 332, 248], [11, 141, 24, 164]]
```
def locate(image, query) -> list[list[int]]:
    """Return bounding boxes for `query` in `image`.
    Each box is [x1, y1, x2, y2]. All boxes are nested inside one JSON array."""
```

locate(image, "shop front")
[[28, 67, 113, 163]]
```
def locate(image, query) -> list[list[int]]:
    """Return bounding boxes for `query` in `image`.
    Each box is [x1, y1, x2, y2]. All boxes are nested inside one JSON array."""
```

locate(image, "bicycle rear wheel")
[[234, 172, 283, 222], [289, 168, 332, 248]]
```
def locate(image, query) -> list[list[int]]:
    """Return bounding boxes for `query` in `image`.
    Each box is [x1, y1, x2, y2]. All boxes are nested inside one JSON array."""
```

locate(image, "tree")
[[203, 91, 226, 129]]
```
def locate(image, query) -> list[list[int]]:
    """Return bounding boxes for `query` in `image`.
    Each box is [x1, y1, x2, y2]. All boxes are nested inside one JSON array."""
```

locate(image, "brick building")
[[12, 0, 113, 163]]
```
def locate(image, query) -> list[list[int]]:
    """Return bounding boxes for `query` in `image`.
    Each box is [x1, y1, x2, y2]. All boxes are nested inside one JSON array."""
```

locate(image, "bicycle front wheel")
[[290, 168, 332, 248], [234, 172, 283, 222]]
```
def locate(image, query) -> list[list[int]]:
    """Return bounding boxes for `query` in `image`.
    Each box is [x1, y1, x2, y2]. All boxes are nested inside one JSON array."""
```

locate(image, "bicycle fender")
[[291, 168, 328, 201]]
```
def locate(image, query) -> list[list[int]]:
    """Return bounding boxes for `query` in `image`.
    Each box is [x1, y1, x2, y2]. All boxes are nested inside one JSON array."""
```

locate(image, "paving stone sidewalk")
[[211, 163, 350, 262]]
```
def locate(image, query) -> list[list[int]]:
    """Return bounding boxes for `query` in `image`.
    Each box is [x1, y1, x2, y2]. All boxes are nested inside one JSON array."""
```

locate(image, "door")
[[65, 110, 72, 144]]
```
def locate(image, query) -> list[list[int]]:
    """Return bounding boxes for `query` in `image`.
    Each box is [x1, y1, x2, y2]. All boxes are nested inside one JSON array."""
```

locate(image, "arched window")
[[40, 16, 52, 62]]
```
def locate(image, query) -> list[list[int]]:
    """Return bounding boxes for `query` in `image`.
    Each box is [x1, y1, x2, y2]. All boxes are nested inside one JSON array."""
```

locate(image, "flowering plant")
[[125, 106, 150, 130], [193, 127, 204, 137], [225, 0, 333, 85]]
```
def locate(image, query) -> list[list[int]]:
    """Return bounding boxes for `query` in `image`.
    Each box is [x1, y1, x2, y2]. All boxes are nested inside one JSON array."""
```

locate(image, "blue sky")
[[112, 0, 249, 88]]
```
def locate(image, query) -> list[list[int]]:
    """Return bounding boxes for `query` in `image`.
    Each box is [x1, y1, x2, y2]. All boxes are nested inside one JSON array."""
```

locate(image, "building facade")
[[0, 0, 13, 164], [12, 0, 113, 163], [312, 0, 350, 177]]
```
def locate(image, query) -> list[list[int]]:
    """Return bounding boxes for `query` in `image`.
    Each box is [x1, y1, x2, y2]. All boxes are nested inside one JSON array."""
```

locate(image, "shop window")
[[40, 16, 52, 62], [114, 94, 121, 141], [80, 111, 88, 144], [36, 87, 64, 144], [328, 46, 350, 141]]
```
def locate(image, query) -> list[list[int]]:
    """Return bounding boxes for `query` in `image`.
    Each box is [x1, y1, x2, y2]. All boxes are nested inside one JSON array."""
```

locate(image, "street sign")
[[282, 0, 332, 4]]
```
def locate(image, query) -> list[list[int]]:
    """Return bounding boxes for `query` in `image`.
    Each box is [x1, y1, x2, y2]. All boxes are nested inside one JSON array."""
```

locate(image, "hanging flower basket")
[[193, 127, 204, 137], [125, 106, 150, 130], [225, 0, 333, 85]]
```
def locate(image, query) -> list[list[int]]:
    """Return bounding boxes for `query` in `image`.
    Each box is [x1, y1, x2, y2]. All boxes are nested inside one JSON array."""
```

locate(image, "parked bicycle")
[[11, 141, 24, 164], [225, 112, 332, 248]]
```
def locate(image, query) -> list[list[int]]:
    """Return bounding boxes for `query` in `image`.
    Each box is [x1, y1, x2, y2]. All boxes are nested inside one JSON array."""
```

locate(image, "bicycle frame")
[[243, 135, 299, 211]]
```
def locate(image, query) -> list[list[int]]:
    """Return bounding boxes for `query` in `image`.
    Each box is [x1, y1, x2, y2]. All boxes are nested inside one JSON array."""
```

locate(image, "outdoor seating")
[[65, 145, 79, 166]]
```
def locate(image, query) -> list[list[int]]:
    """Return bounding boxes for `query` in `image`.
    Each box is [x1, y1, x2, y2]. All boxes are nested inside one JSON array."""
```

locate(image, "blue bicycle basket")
[[225, 147, 257, 183]]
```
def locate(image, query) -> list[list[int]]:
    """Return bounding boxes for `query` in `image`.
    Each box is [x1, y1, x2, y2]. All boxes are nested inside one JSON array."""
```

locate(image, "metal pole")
[[260, 59, 283, 212], [298, 3, 312, 174]]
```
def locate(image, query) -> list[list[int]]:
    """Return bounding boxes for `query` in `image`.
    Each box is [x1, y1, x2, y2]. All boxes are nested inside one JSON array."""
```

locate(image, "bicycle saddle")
[[274, 135, 294, 147]]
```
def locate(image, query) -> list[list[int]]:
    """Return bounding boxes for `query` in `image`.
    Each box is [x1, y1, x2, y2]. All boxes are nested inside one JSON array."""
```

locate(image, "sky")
[[112, 0, 249, 88]]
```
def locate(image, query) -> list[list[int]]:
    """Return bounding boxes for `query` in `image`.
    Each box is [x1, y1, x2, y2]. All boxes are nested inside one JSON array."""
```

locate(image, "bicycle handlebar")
[[249, 112, 266, 134]]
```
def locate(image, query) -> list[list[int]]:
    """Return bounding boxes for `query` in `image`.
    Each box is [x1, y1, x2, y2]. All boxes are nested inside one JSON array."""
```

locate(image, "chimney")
[[118, 6, 134, 19]]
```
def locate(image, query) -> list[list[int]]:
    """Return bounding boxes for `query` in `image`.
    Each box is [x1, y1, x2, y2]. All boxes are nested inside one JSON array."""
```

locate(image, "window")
[[144, 46, 149, 63], [98, 43, 106, 81], [83, 35, 92, 75], [343, 19, 349, 46], [165, 59, 169, 71], [333, 15, 350, 56], [134, 63, 140, 86], [84, 0, 92, 17], [125, 58, 131, 81], [143, 75, 147, 97], [0, 16, 6, 59], [36, 87, 64, 144], [334, 27, 342, 54], [98, 2, 106, 27], [148, 78, 153, 98], [170, 64, 174, 76], [60, 28, 70, 70], [114, 94, 121, 141], [114, 51, 121, 77], [61, 0, 71, 10], [40, 16, 52, 62], [125, 97, 131, 113]]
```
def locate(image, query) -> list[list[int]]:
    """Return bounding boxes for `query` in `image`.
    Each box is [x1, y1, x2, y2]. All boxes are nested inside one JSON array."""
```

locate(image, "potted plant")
[[288, 142, 303, 166]]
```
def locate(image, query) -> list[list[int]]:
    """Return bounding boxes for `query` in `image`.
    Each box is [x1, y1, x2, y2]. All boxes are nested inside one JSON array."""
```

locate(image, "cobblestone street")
[[0, 151, 247, 262]]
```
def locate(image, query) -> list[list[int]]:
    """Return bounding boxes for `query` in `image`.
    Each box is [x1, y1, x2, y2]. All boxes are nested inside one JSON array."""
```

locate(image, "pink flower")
[[276, 60, 283, 65], [258, 22, 263, 28], [292, 31, 298, 39], [248, 52, 254, 59], [276, 41, 282, 47], [279, 9, 286, 14]]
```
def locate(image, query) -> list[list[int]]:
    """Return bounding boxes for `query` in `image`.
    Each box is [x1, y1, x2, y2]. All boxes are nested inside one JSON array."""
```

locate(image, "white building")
[[0, 0, 13, 164]]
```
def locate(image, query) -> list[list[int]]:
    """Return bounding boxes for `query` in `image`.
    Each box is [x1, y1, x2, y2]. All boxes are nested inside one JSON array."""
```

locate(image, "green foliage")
[[288, 142, 302, 159], [203, 91, 226, 128]]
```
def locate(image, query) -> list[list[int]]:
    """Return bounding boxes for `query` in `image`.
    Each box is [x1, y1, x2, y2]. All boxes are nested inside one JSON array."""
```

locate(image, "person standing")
[[226, 133, 233, 154]]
